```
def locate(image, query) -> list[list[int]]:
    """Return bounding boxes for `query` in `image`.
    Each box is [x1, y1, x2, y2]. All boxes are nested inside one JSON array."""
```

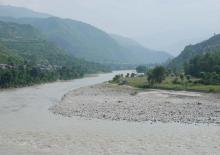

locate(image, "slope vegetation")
[[169, 34, 220, 70], [0, 21, 110, 88], [0, 5, 172, 65]]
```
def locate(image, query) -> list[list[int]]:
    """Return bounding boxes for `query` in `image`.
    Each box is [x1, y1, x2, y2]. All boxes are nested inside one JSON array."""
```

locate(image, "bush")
[[136, 65, 147, 73], [186, 75, 191, 81], [112, 75, 121, 83], [172, 77, 181, 84], [184, 52, 220, 85], [131, 73, 135, 77], [119, 80, 128, 85], [200, 72, 220, 85], [125, 73, 130, 78], [180, 73, 185, 82]]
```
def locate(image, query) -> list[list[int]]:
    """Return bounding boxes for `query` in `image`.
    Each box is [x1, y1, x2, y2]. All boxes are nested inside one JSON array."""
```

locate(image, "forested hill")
[[0, 21, 110, 88], [169, 34, 220, 70], [111, 34, 172, 64], [19, 17, 127, 64], [0, 5, 171, 65], [0, 21, 75, 66], [0, 17, 131, 64]]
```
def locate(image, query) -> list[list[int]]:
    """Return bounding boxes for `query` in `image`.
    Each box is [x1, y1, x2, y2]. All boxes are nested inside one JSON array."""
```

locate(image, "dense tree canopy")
[[184, 52, 220, 84], [147, 66, 166, 85], [136, 65, 147, 73], [169, 33, 220, 71]]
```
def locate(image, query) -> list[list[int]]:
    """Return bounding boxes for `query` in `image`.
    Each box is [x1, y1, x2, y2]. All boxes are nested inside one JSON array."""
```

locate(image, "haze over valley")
[[1, 0, 220, 55], [0, 1, 220, 155], [0, 5, 172, 66]]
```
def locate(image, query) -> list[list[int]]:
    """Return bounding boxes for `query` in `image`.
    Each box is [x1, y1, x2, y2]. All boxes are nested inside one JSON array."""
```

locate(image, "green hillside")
[[185, 52, 220, 77], [2, 17, 171, 65], [0, 5, 172, 65], [169, 34, 220, 70], [0, 42, 24, 64], [0, 21, 73, 66], [0, 21, 110, 88], [24, 17, 127, 64]]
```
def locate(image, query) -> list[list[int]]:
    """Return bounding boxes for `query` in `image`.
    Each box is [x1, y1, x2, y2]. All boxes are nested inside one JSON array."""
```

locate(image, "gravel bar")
[[50, 83, 220, 124]]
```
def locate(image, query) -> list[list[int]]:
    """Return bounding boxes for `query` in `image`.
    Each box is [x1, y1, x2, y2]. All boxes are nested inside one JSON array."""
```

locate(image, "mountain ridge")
[[168, 34, 220, 70], [0, 5, 172, 65], [0, 5, 51, 18], [111, 34, 172, 64]]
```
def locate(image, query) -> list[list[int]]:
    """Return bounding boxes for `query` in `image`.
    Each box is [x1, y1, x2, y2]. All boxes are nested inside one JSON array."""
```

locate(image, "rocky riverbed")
[[1, 72, 220, 155], [51, 83, 220, 124]]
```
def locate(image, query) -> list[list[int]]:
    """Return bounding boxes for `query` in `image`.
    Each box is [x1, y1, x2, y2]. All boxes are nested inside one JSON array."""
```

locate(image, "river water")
[[0, 71, 219, 155]]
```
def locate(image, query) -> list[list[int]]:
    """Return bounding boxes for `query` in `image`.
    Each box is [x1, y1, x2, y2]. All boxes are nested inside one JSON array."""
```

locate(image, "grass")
[[120, 76, 220, 93]]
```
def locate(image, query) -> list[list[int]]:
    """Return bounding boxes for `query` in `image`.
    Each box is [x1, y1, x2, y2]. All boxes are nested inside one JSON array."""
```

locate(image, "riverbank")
[[114, 76, 220, 93], [51, 83, 220, 124], [0, 71, 220, 155]]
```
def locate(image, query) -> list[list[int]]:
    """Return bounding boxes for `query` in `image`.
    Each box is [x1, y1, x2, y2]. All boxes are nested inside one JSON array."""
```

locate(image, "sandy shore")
[[51, 83, 220, 124]]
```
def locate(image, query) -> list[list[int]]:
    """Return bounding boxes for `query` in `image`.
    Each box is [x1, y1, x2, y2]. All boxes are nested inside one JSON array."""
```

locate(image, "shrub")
[[172, 77, 181, 84], [112, 75, 121, 83]]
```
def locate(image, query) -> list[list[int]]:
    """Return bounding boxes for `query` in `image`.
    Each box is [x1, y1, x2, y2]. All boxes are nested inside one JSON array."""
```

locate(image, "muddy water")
[[0, 71, 219, 155]]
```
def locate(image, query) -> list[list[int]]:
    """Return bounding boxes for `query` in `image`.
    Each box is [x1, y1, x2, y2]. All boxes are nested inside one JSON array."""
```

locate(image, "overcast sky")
[[1, 0, 220, 55]]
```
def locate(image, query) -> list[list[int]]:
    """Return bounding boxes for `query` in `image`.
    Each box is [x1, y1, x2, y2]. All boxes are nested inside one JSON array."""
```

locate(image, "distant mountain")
[[0, 21, 109, 72], [0, 5, 171, 65], [0, 5, 50, 18], [0, 21, 110, 88], [169, 34, 220, 70], [111, 34, 172, 64], [0, 17, 129, 64], [0, 21, 71, 66]]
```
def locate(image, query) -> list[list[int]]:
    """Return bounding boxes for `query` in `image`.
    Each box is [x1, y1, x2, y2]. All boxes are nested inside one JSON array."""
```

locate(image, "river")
[[0, 71, 219, 155]]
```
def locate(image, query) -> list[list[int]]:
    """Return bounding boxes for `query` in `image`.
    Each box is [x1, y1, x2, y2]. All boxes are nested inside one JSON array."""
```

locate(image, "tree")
[[136, 65, 147, 73], [180, 73, 184, 82], [184, 52, 220, 84], [185, 52, 220, 77], [152, 66, 166, 83], [147, 66, 166, 85], [125, 73, 130, 78], [147, 70, 154, 86], [186, 75, 191, 82], [131, 73, 135, 78], [30, 67, 41, 78], [172, 77, 180, 84], [0, 69, 13, 87], [112, 75, 121, 83]]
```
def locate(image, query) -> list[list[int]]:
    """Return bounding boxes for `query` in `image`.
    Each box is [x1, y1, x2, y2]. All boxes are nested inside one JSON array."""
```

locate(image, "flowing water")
[[0, 71, 219, 155]]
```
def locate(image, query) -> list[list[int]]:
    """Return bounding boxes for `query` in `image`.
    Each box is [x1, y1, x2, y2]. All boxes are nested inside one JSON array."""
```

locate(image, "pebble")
[[51, 83, 220, 125]]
